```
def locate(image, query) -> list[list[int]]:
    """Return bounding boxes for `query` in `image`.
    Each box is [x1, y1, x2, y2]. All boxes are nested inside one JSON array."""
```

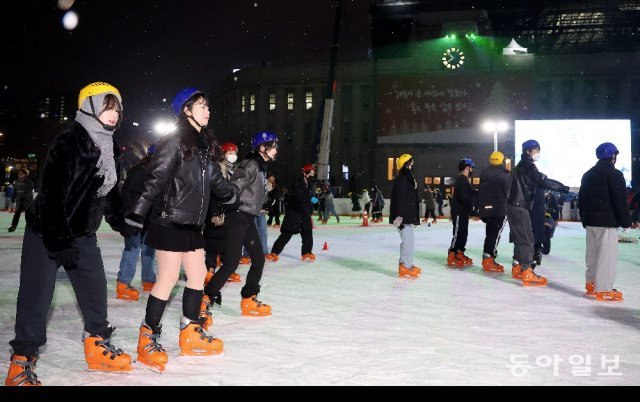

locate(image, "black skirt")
[[145, 222, 205, 252]]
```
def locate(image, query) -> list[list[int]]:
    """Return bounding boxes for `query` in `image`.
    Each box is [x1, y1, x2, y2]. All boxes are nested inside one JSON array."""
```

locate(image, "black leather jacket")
[[508, 153, 568, 210], [132, 121, 236, 229], [228, 153, 269, 217]]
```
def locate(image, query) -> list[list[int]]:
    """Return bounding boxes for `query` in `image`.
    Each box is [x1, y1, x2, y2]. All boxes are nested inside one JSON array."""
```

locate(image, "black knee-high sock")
[[182, 287, 203, 322], [145, 295, 168, 331]]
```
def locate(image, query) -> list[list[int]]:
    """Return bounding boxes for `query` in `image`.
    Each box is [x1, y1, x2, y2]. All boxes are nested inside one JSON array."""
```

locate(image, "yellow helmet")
[[489, 151, 504, 166], [78, 82, 121, 109], [396, 153, 413, 170]]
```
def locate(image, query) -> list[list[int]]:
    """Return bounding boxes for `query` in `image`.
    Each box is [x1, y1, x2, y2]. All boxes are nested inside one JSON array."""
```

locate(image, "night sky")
[[7, 0, 370, 120]]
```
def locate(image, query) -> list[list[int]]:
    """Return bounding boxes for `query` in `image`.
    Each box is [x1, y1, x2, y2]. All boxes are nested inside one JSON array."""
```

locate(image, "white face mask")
[[532, 153, 541, 162], [225, 154, 238, 164]]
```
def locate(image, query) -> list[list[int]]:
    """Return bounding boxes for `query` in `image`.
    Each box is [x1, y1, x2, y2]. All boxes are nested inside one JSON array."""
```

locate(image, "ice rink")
[[1, 212, 638, 386]]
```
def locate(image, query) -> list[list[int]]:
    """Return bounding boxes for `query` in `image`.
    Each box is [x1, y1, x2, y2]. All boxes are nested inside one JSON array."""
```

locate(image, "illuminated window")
[[387, 158, 394, 181], [342, 165, 349, 181], [269, 93, 276, 111], [287, 92, 294, 110], [241, 96, 246, 113], [250, 94, 256, 111], [305, 90, 313, 110]]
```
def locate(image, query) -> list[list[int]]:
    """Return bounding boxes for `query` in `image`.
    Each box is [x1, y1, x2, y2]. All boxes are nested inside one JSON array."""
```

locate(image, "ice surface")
[[1, 212, 638, 385]]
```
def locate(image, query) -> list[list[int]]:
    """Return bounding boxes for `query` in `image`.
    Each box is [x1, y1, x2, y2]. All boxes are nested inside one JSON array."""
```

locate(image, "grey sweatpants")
[[506, 204, 534, 270], [398, 224, 415, 268], [585, 226, 619, 292]]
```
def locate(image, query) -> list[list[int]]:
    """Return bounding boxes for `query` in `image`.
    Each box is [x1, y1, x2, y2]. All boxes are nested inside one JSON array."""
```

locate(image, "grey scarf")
[[75, 102, 117, 198]]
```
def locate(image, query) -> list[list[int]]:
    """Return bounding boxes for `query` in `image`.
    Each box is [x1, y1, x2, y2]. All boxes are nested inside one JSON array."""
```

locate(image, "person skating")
[[125, 88, 237, 372], [478, 151, 511, 273], [203, 131, 278, 318], [321, 184, 340, 224], [5, 82, 134, 386], [579, 143, 631, 301], [447, 158, 476, 268], [371, 186, 385, 223], [507, 139, 569, 286], [435, 188, 445, 218], [390, 154, 421, 279], [115, 144, 158, 301], [7, 169, 34, 232], [422, 186, 437, 224], [203, 142, 242, 287], [267, 164, 316, 262], [350, 190, 362, 218], [266, 173, 282, 228], [362, 188, 371, 216]]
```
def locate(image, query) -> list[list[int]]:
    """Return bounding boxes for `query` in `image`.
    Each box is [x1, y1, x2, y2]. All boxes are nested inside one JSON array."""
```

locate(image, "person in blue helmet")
[[447, 157, 476, 268], [203, 131, 279, 317], [507, 139, 569, 287], [125, 87, 237, 371], [579, 142, 631, 302]]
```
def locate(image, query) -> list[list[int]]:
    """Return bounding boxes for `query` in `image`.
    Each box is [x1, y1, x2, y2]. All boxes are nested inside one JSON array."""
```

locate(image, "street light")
[[482, 120, 509, 152]]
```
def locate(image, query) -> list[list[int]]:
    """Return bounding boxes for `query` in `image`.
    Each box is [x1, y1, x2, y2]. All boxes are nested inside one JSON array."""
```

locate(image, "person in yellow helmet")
[[390, 154, 422, 278], [6, 82, 133, 386], [477, 151, 511, 273]]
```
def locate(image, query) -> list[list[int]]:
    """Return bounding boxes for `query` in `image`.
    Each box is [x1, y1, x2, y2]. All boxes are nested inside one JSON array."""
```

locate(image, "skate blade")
[[133, 359, 165, 374], [399, 274, 419, 279], [522, 282, 547, 287], [227, 278, 242, 283], [116, 296, 139, 302], [242, 311, 272, 317], [179, 349, 223, 356], [86, 363, 133, 373]]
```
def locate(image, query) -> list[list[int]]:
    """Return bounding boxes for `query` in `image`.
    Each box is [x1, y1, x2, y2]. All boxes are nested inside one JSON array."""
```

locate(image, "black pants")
[[437, 203, 444, 217], [267, 208, 280, 225], [449, 213, 469, 252], [10, 198, 28, 228], [205, 211, 264, 299], [424, 209, 436, 220], [506, 204, 534, 270], [482, 216, 507, 258], [271, 218, 313, 256], [10, 228, 109, 357], [204, 234, 224, 269]]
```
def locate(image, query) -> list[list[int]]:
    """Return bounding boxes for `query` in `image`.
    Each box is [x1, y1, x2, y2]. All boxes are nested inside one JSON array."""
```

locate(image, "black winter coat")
[[478, 165, 511, 218], [578, 160, 631, 228], [26, 122, 125, 254], [121, 158, 149, 213], [508, 153, 568, 210], [280, 176, 313, 234], [132, 121, 235, 230], [451, 174, 474, 216], [13, 177, 34, 205], [389, 168, 420, 225], [228, 153, 268, 216]]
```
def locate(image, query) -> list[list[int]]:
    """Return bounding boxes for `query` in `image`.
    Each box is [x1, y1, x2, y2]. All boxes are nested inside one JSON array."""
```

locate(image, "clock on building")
[[442, 47, 465, 69]]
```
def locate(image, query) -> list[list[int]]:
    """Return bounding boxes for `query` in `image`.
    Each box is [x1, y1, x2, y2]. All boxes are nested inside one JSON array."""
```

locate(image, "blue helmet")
[[251, 131, 278, 151], [147, 143, 157, 156], [522, 139, 540, 151], [596, 142, 619, 160], [171, 87, 204, 117], [458, 157, 475, 171]]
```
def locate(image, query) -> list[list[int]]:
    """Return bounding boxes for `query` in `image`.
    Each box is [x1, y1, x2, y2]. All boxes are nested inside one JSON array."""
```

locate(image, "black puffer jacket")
[[389, 168, 420, 225], [579, 160, 631, 228], [508, 153, 568, 210], [478, 165, 511, 218], [132, 121, 235, 230], [26, 122, 125, 253]]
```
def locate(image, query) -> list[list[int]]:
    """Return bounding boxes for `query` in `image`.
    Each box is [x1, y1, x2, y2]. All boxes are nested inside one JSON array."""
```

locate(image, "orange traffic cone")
[[322, 242, 328, 251], [362, 211, 369, 227]]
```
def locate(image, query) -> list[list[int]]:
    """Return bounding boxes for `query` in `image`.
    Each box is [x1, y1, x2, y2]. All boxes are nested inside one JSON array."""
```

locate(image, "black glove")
[[122, 213, 144, 237], [52, 247, 80, 270], [222, 199, 241, 212], [118, 223, 140, 238]]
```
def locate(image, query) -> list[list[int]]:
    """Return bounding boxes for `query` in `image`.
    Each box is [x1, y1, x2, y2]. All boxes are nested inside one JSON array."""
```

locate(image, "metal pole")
[[494, 130, 498, 152]]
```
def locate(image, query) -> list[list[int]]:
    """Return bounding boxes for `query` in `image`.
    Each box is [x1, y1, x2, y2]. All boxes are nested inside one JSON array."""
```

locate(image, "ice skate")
[[116, 281, 139, 301], [301, 253, 316, 262], [227, 272, 242, 282], [135, 322, 168, 373], [142, 282, 155, 292], [398, 263, 421, 279], [595, 290, 623, 302], [199, 295, 214, 330], [431, 219, 437, 224], [83, 328, 132, 372], [482, 257, 504, 273], [585, 282, 596, 298], [179, 317, 223, 356], [239, 256, 251, 265], [459, 252, 473, 266], [5, 354, 41, 386], [521, 268, 548, 287], [241, 295, 272, 317], [511, 264, 522, 279], [265, 253, 279, 262], [272, 224, 281, 229]]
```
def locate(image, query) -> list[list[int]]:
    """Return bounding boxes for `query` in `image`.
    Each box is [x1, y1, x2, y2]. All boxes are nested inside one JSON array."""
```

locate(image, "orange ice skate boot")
[[398, 264, 420, 279], [239, 256, 251, 265], [179, 317, 223, 356], [511, 264, 522, 279], [116, 281, 140, 301], [241, 295, 272, 317], [301, 253, 316, 262], [458, 251, 473, 266], [265, 253, 279, 262], [595, 290, 623, 302], [135, 322, 168, 373], [585, 282, 596, 298], [482, 257, 504, 273], [83, 328, 132, 372], [227, 272, 242, 282], [142, 282, 155, 292], [5, 354, 41, 386], [521, 268, 548, 287]]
